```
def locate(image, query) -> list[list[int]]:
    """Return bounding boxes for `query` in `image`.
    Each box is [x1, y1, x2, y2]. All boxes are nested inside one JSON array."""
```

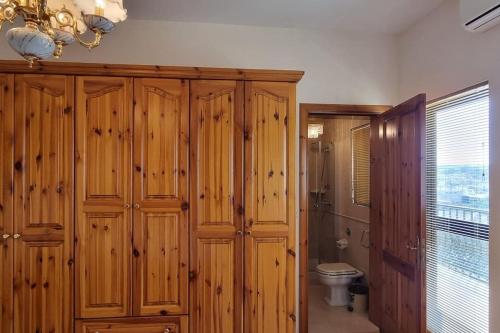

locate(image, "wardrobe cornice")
[[0, 60, 304, 82]]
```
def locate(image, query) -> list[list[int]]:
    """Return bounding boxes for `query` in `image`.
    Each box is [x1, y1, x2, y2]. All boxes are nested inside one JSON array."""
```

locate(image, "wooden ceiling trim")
[[0, 60, 304, 82]]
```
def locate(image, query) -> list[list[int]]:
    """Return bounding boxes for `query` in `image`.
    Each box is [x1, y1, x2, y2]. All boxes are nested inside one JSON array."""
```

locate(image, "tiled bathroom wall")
[[308, 116, 371, 282]]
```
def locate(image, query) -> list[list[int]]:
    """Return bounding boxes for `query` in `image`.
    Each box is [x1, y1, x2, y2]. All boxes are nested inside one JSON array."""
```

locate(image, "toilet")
[[316, 262, 364, 306]]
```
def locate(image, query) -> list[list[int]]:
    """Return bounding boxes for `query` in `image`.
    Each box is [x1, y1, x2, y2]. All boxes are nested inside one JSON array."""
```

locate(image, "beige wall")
[[398, 1, 500, 331], [0, 19, 398, 106]]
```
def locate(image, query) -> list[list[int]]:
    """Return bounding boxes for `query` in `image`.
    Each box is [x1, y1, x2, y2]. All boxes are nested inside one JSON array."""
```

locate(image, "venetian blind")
[[351, 124, 370, 206], [426, 83, 490, 333]]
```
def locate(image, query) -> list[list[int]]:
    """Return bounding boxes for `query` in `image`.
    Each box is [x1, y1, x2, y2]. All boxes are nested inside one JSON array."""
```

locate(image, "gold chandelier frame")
[[0, 0, 115, 65]]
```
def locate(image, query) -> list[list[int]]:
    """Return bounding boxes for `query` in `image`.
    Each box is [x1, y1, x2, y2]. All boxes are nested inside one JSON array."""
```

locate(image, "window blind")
[[426, 83, 490, 333], [352, 124, 370, 206]]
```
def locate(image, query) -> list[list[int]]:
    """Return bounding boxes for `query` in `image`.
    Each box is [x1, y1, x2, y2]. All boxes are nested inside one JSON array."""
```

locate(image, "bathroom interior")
[[308, 116, 379, 333]]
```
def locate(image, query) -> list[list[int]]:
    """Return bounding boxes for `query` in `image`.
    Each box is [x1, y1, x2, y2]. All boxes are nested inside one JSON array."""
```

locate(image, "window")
[[352, 124, 370, 206], [426, 83, 489, 333]]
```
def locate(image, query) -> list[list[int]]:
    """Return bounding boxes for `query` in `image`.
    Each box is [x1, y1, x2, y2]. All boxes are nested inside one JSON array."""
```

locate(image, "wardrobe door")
[[0, 74, 14, 333], [75, 77, 133, 318], [13, 75, 74, 333], [244, 82, 296, 333], [190, 80, 244, 333], [132, 78, 189, 316]]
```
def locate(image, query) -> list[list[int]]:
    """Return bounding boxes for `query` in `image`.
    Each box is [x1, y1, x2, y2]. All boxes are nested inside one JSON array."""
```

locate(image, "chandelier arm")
[[36, 0, 47, 19], [48, 8, 102, 49], [73, 24, 102, 49], [0, 1, 18, 31]]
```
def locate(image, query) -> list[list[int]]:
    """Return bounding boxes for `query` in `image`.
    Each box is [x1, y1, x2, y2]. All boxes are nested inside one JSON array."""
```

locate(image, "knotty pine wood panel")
[[133, 78, 189, 316], [76, 316, 188, 333], [12, 75, 74, 333], [14, 241, 66, 333], [0, 74, 14, 333], [247, 238, 289, 333], [13, 75, 74, 238], [134, 79, 187, 200], [76, 76, 133, 318], [136, 214, 180, 307], [244, 82, 296, 333], [191, 80, 240, 228], [255, 90, 287, 224], [193, 239, 236, 333], [190, 80, 244, 333]]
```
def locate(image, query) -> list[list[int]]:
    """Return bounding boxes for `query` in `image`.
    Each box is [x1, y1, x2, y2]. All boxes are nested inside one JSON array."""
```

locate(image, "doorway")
[[299, 104, 388, 333], [299, 97, 427, 333]]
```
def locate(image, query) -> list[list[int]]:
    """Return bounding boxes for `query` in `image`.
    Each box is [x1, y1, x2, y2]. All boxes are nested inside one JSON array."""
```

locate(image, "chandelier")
[[0, 0, 127, 66]]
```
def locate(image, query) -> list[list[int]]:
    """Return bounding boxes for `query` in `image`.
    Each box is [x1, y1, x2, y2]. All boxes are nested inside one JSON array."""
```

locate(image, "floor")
[[309, 284, 380, 333]]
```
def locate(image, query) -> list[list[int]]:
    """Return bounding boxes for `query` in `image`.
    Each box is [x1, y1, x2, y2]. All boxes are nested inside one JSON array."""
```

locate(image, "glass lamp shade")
[[73, 0, 127, 23], [52, 28, 76, 45], [6, 23, 55, 62], [82, 14, 115, 33]]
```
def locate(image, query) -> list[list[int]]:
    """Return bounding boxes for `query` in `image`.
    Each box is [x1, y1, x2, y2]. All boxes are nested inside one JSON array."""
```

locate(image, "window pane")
[[426, 84, 489, 333], [351, 125, 370, 206]]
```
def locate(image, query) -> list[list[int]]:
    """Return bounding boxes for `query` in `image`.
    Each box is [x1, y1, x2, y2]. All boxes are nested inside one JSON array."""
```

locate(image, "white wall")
[[0, 19, 398, 105], [398, 1, 500, 331]]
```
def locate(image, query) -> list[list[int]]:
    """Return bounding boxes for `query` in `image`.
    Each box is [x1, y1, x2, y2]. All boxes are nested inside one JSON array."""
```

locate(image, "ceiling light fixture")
[[308, 123, 324, 139], [0, 0, 127, 66]]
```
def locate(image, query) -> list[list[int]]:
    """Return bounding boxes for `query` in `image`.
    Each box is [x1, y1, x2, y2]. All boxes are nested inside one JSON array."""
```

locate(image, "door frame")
[[298, 103, 391, 333]]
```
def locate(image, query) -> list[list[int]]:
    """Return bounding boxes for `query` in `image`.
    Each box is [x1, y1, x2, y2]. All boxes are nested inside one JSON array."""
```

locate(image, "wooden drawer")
[[76, 316, 187, 333]]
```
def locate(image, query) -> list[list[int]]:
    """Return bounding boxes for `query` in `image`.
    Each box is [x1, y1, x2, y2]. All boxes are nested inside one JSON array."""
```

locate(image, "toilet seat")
[[316, 263, 360, 277]]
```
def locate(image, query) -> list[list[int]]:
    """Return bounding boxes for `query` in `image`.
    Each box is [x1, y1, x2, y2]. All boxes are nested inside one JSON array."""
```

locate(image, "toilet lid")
[[316, 263, 359, 276]]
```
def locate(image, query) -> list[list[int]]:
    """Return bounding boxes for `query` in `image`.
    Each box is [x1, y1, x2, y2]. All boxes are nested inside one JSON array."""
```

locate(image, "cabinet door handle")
[[133, 203, 140, 209], [164, 328, 172, 333], [236, 230, 243, 236], [124, 203, 131, 209], [2, 234, 11, 239], [13, 234, 21, 239], [406, 236, 420, 251]]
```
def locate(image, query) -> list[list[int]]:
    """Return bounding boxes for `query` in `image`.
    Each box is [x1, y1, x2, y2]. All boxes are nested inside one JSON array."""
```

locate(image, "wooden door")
[[13, 75, 74, 333], [369, 94, 426, 333], [190, 80, 244, 333], [132, 78, 189, 316], [244, 82, 296, 333], [75, 76, 133, 318], [0, 74, 14, 333]]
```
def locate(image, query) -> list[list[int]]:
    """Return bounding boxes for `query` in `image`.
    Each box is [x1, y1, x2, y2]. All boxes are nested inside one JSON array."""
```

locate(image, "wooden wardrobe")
[[0, 61, 302, 333]]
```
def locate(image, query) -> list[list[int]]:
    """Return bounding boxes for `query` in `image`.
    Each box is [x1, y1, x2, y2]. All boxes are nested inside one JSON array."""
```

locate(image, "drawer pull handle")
[[164, 328, 172, 333]]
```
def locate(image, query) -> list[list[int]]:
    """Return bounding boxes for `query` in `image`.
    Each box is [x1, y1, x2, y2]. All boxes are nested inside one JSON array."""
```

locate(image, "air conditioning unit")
[[461, 0, 500, 32]]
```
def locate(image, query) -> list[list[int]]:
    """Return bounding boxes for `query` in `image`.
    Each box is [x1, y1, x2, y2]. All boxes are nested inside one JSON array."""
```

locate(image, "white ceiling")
[[123, 0, 445, 34]]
